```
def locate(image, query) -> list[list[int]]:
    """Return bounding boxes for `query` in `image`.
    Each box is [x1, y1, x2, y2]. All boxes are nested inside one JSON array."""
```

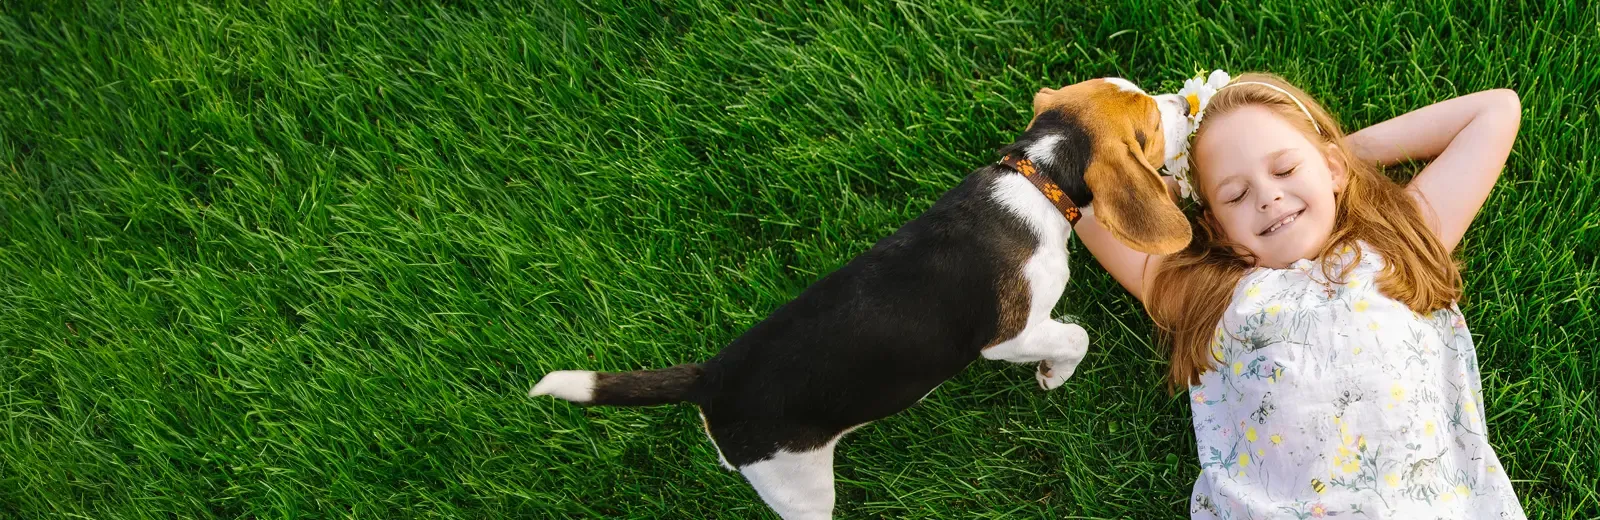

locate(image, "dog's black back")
[[692, 164, 1042, 464], [529, 77, 1194, 519]]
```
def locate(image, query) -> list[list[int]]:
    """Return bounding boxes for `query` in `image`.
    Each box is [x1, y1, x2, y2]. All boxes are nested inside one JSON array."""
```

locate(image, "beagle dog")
[[531, 78, 1192, 519]]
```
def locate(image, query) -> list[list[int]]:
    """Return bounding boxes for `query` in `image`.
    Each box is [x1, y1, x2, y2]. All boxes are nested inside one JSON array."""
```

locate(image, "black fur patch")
[[693, 164, 1045, 467], [999, 110, 1095, 207]]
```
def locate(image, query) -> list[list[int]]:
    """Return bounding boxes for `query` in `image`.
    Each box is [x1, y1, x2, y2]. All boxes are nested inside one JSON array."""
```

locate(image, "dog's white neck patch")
[[1025, 135, 1061, 166], [1104, 77, 1145, 94]]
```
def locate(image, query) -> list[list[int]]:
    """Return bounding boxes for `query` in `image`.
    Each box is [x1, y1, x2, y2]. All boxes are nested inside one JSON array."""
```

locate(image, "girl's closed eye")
[[1224, 186, 1248, 205], [1274, 165, 1298, 178]]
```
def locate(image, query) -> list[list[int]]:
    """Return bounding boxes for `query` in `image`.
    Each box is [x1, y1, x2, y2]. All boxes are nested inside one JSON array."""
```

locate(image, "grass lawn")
[[2, 0, 1597, 517]]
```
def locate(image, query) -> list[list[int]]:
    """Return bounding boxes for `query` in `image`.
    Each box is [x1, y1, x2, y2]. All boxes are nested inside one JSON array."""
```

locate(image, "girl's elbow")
[[1489, 89, 1522, 119]]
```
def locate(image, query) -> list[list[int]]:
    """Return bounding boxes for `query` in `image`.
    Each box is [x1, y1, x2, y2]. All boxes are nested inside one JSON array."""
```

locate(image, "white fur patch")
[[1025, 135, 1062, 166], [981, 319, 1090, 389], [740, 441, 838, 520], [1154, 93, 1193, 163], [530, 370, 596, 402], [1104, 77, 1145, 94], [1019, 242, 1069, 322], [989, 174, 1072, 247]]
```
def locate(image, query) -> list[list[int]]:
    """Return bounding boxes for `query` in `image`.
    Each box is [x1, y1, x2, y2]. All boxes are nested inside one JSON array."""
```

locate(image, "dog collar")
[[998, 155, 1082, 225]]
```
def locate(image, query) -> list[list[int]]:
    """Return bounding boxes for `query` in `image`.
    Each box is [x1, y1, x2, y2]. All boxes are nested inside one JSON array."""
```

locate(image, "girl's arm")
[[1345, 89, 1522, 252], [1073, 177, 1180, 304]]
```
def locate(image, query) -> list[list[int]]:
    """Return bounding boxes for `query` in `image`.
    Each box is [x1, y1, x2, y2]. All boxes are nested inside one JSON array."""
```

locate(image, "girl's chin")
[[1247, 242, 1324, 269]]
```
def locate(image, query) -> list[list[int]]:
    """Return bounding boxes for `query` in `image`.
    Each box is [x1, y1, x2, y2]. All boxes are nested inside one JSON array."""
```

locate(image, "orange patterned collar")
[[998, 154, 1082, 225]]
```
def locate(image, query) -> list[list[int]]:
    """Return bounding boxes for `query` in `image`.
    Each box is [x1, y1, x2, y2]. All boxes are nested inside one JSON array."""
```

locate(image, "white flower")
[[1160, 69, 1232, 203], [1183, 70, 1232, 125], [1165, 153, 1195, 200]]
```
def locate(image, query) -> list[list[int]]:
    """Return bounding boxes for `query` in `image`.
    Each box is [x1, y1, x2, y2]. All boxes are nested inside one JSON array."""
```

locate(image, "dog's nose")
[[1155, 93, 1190, 116]]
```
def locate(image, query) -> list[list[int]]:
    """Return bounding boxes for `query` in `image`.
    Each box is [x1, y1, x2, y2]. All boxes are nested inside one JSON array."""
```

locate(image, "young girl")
[[1074, 72, 1524, 517]]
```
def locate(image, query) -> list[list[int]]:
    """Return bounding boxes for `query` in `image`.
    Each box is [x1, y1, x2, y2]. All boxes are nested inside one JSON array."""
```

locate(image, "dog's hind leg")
[[738, 441, 837, 520], [982, 317, 1091, 390]]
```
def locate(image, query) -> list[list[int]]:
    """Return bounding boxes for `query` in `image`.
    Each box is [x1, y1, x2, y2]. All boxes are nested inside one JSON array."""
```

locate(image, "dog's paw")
[[1037, 359, 1073, 390], [1038, 318, 1089, 390]]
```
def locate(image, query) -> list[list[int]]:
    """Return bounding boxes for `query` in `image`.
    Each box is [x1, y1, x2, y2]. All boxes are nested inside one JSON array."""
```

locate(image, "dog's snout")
[[1155, 93, 1190, 115]]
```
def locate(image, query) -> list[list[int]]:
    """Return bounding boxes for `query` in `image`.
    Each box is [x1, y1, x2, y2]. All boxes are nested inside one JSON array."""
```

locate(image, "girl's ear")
[[1325, 143, 1351, 193]]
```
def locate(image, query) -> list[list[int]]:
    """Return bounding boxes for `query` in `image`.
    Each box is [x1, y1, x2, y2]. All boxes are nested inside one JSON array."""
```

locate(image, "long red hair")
[[1148, 73, 1462, 390]]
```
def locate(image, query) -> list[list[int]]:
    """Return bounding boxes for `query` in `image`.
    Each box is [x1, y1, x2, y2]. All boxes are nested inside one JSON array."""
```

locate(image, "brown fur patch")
[[982, 236, 1034, 350], [592, 364, 703, 406]]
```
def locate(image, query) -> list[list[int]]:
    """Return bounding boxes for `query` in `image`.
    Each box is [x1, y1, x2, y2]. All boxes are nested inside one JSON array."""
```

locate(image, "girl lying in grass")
[[1075, 71, 1524, 518]]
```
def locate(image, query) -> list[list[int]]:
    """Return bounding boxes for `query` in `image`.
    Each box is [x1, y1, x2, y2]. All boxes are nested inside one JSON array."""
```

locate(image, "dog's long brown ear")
[[1086, 143, 1192, 255]]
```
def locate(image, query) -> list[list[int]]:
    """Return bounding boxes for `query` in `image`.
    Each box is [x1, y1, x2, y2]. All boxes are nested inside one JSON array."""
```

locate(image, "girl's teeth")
[[1267, 213, 1298, 234]]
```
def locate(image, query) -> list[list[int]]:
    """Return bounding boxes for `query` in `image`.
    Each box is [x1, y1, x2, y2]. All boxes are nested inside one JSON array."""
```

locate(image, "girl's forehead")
[[1197, 107, 1316, 180]]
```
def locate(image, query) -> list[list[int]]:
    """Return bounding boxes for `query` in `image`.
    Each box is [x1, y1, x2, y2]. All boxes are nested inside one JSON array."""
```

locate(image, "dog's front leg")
[[982, 317, 1090, 390]]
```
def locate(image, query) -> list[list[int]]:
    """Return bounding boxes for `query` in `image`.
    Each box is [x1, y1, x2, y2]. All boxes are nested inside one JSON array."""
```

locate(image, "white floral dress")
[[1189, 243, 1524, 519]]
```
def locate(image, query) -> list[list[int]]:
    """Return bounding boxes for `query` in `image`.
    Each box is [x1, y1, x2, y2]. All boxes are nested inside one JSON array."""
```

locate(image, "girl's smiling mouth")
[[1259, 209, 1305, 236]]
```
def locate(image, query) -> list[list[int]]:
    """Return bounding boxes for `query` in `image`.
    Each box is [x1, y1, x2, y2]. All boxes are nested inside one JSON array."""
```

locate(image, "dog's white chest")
[[1021, 246, 1068, 319], [989, 173, 1074, 319]]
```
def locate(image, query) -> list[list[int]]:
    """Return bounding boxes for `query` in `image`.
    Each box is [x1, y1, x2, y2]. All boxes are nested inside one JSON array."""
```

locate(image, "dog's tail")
[[530, 364, 704, 406]]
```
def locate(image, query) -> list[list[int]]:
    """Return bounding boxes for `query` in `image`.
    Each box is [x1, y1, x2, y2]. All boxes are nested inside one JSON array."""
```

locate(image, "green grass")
[[1, 0, 1596, 517]]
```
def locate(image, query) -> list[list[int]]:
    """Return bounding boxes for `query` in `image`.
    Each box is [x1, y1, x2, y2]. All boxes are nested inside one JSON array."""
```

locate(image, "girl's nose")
[[1260, 192, 1283, 211]]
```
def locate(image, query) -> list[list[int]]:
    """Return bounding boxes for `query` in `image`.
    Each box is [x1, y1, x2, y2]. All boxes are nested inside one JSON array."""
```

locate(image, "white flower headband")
[[1160, 70, 1323, 203]]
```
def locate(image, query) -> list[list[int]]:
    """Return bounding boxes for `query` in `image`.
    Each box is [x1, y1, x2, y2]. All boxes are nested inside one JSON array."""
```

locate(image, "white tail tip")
[[530, 370, 597, 402]]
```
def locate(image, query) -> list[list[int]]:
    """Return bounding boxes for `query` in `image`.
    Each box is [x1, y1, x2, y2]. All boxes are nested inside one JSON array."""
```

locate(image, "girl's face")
[[1193, 105, 1348, 269]]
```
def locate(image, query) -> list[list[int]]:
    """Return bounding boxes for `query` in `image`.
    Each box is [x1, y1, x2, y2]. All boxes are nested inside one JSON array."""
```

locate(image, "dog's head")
[[1023, 78, 1192, 255]]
